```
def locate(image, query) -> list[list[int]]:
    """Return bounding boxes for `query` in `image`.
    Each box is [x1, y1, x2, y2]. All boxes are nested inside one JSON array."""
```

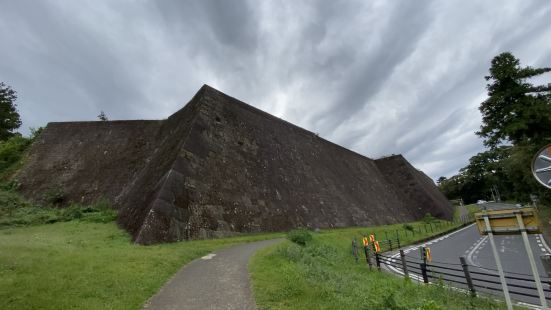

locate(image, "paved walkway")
[[144, 238, 282, 310]]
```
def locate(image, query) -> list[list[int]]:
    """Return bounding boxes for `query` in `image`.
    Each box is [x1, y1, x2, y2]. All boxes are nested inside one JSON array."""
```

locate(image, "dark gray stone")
[[15, 85, 453, 244]]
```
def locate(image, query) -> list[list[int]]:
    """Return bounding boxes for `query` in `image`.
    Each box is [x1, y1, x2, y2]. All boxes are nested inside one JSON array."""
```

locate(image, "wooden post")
[[483, 215, 512, 310], [420, 262, 429, 283], [460, 256, 476, 297], [400, 250, 408, 278], [515, 212, 548, 309], [364, 246, 372, 270]]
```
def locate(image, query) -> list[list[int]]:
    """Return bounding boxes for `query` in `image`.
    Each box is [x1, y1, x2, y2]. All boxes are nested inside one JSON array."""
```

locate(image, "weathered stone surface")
[[15, 85, 453, 244]]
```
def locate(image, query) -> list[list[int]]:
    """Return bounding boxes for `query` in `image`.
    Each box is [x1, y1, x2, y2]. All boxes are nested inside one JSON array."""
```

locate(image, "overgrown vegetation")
[[0, 135, 34, 180], [438, 52, 551, 205], [0, 129, 116, 229], [0, 186, 116, 228], [422, 212, 436, 224], [287, 228, 313, 246], [251, 221, 503, 310]]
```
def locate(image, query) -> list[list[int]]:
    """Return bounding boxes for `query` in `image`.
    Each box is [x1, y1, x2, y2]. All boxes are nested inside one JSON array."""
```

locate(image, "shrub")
[[287, 228, 313, 246], [423, 213, 436, 224], [402, 223, 414, 231], [43, 186, 65, 206], [0, 135, 31, 177], [60, 204, 84, 221], [0, 180, 20, 191]]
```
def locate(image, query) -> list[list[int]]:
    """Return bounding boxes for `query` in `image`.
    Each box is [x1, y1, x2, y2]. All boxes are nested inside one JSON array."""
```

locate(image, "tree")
[[440, 53, 551, 204], [477, 52, 551, 148], [438, 147, 514, 204], [97, 111, 108, 121], [0, 82, 22, 141]]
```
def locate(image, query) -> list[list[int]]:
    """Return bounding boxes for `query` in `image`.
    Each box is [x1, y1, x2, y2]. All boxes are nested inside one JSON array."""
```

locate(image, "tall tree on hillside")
[[477, 52, 551, 148], [0, 82, 22, 141]]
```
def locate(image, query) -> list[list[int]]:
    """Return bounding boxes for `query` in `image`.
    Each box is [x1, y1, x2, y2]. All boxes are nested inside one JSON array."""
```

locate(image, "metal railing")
[[374, 249, 551, 302]]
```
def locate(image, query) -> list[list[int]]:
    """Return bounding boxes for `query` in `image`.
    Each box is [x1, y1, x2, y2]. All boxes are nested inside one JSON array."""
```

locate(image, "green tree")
[[97, 111, 108, 121], [438, 147, 515, 204], [440, 53, 551, 204], [0, 82, 22, 141], [477, 52, 551, 148]]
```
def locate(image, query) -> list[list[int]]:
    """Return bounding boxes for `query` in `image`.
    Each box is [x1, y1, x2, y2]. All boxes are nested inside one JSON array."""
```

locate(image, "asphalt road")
[[144, 239, 282, 310], [382, 203, 551, 308]]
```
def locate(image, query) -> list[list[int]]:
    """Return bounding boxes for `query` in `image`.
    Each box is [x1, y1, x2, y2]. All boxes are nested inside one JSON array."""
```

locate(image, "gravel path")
[[144, 238, 282, 310]]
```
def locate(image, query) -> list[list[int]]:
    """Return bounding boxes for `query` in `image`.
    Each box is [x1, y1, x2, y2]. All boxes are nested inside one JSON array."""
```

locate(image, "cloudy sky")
[[1, 0, 551, 180]]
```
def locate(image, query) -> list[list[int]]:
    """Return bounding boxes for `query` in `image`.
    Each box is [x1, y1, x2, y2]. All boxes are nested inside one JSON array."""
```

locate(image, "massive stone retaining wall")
[[16, 85, 453, 244]]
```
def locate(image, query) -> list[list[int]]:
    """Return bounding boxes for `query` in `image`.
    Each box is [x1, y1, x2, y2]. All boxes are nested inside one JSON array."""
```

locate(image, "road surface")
[[144, 239, 282, 310], [382, 203, 551, 308]]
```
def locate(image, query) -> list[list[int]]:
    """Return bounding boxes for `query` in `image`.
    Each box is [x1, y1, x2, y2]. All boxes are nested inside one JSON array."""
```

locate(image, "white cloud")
[[1, 0, 550, 180]]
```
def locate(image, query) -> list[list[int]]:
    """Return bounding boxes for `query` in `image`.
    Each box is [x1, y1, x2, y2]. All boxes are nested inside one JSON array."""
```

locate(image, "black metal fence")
[[373, 247, 551, 303]]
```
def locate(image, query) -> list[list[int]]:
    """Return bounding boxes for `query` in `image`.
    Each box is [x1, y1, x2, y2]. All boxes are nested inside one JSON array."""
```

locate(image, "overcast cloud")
[[1, 0, 551, 180]]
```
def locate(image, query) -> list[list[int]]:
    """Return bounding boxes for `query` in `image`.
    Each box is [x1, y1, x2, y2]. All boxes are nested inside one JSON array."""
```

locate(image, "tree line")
[[438, 52, 551, 204]]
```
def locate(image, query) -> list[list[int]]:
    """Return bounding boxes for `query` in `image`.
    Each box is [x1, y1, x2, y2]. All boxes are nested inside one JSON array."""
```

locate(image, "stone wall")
[[16, 85, 453, 244]]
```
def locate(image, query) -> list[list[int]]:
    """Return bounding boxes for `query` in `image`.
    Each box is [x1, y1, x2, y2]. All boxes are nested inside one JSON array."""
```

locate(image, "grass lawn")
[[0, 221, 282, 309], [250, 221, 504, 310]]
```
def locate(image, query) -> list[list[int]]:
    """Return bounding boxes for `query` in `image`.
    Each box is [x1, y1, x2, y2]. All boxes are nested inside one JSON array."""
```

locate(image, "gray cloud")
[[1, 0, 550, 180]]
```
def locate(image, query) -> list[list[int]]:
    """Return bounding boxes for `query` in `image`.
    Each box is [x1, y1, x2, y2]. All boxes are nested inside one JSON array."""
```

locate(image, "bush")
[[0, 135, 31, 178], [43, 186, 65, 206], [60, 204, 84, 221], [1, 180, 20, 191], [402, 223, 414, 231], [423, 213, 436, 224], [287, 228, 313, 246]]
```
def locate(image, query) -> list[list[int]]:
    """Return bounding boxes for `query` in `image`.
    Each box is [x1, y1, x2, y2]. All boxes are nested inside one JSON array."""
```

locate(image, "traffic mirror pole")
[[515, 212, 548, 309], [483, 215, 513, 310]]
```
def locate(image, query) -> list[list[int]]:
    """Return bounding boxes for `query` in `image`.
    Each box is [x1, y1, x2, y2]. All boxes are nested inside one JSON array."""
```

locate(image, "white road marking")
[[466, 235, 488, 267], [201, 254, 216, 260], [383, 223, 477, 283], [538, 234, 551, 253]]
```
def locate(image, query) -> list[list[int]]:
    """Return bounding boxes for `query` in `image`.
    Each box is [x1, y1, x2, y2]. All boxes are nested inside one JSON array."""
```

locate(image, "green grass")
[[0, 221, 283, 309], [250, 221, 504, 310]]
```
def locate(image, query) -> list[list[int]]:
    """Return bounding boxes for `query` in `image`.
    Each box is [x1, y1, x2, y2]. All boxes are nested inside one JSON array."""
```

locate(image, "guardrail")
[[351, 219, 551, 306], [376, 250, 551, 301]]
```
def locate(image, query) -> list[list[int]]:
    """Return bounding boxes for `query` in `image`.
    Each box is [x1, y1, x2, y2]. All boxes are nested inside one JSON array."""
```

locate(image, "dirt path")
[[143, 239, 282, 310]]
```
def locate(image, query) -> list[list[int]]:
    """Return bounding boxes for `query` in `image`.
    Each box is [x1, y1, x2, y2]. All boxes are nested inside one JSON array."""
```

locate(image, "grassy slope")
[[250, 221, 504, 310], [0, 221, 282, 310]]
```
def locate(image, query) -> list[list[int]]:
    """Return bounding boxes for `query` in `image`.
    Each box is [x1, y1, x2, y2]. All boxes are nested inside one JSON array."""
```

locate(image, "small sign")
[[362, 237, 369, 247], [369, 234, 375, 242], [425, 247, 432, 262], [374, 241, 381, 253], [475, 207, 540, 235], [532, 144, 551, 189]]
